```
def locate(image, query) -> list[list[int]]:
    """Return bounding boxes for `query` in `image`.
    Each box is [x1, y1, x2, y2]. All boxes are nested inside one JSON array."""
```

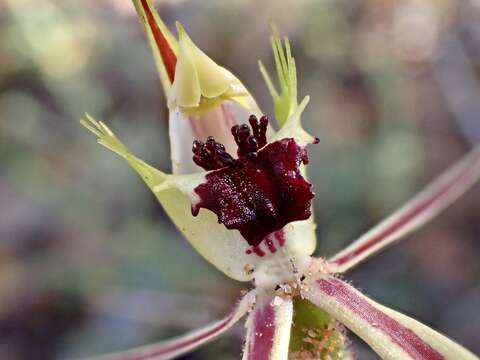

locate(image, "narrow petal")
[[131, 0, 178, 92], [304, 276, 478, 360], [259, 27, 298, 127], [90, 290, 256, 360], [259, 28, 316, 148], [243, 294, 293, 360], [328, 145, 480, 273]]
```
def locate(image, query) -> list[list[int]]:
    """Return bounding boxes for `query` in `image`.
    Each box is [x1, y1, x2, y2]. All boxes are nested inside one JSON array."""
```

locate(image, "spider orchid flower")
[[81, 2, 480, 359]]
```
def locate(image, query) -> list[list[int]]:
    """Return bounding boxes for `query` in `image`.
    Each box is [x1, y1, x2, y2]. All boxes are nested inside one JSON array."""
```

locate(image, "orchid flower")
[[81, 1, 480, 359]]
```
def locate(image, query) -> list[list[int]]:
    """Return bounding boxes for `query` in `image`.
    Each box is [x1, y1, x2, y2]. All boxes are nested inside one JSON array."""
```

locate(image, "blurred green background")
[[0, 0, 479, 359]]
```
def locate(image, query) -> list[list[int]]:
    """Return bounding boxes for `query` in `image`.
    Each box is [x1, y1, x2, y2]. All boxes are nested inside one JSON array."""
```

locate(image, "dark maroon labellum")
[[191, 115, 315, 246]]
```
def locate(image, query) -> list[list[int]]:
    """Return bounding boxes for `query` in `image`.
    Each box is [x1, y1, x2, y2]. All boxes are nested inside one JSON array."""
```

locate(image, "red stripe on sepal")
[[317, 277, 443, 360], [140, 0, 177, 83], [332, 154, 480, 266], [246, 302, 276, 359]]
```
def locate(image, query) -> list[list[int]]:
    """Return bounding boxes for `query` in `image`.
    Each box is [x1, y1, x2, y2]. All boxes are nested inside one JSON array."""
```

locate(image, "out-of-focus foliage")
[[0, 0, 479, 359]]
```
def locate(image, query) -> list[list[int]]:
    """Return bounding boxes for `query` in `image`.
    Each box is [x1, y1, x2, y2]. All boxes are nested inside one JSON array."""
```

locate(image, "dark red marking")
[[247, 301, 276, 360], [265, 236, 277, 253], [252, 246, 266, 257], [274, 230, 285, 247], [140, 0, 177, 83], [192, 137, 234, 171], [246, 246, 267, 257], [230, 115, 268, 158], [317, 278, 444, 360], [333, 154, 480, 266], [192, 117, 315, 246]]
